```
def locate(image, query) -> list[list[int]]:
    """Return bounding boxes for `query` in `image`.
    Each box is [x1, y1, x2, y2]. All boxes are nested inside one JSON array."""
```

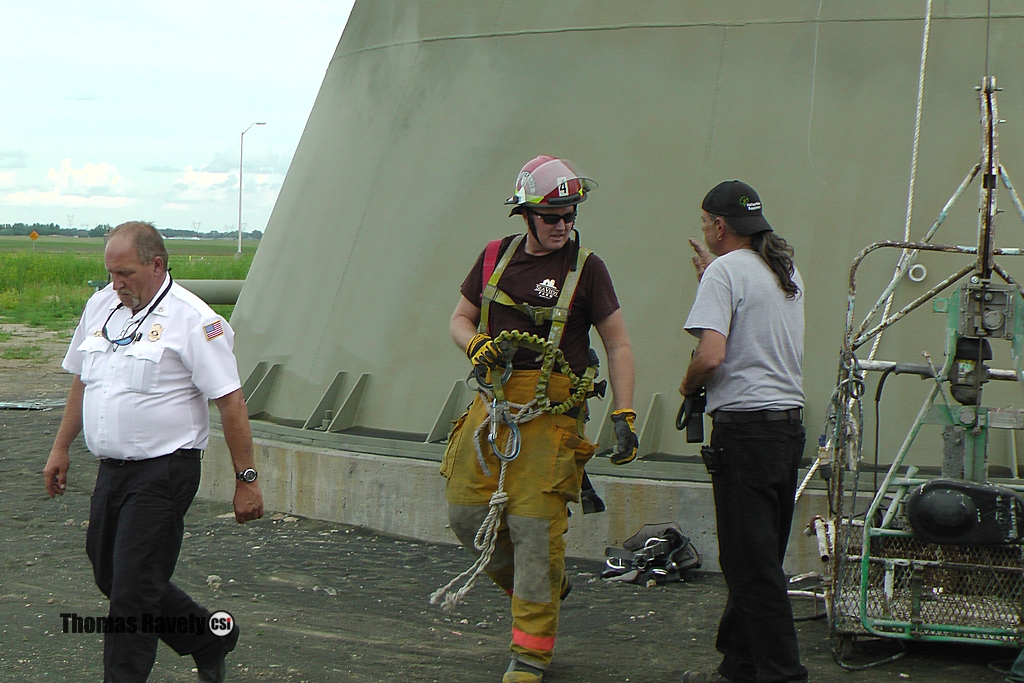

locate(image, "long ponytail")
[[750, 231, 799, 299]]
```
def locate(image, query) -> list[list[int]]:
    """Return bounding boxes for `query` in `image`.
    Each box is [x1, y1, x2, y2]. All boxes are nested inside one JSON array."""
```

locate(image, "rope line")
[[429, 398, 543, 610], [868, 0, 932, 361], [429, 461, 510, 611]]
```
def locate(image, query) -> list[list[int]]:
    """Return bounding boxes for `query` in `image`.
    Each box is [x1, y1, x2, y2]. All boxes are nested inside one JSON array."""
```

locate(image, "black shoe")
[[680, 672, 731, 683], [195, 624, 239, 683], [580, 477, 606, 514]]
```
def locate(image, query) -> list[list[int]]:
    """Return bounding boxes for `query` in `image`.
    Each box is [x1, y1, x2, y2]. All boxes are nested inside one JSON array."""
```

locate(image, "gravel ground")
[[0, 358, 1019, 682]]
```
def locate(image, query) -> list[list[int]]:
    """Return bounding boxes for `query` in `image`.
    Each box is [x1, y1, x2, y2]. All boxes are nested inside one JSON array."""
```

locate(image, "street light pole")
[[237, 122, 266, 258]]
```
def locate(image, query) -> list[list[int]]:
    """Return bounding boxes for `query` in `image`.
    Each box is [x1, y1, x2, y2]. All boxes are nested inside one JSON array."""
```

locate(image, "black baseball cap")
[[701, 180, 773, 236]]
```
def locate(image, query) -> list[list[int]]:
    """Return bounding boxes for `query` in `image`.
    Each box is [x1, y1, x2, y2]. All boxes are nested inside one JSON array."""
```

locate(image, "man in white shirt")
[[678, 182, 808, 683], [44, 221, 263, 683]]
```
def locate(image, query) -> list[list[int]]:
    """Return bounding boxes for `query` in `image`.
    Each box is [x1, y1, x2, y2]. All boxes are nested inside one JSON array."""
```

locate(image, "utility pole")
[[238, 122, 266, 258]]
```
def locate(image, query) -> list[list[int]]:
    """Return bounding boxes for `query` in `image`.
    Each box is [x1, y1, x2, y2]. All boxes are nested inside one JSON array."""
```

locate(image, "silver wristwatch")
[[235, 468, 258, 483]]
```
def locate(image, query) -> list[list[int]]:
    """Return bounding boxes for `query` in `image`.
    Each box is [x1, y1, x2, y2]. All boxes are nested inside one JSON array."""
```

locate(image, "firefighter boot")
[[503, 658, 545, 683]]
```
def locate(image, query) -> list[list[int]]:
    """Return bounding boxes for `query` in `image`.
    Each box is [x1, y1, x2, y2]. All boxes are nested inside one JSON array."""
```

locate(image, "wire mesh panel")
[[829, 521, 1024, 644]]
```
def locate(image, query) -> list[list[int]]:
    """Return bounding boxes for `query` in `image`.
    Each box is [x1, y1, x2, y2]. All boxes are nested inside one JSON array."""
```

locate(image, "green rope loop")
[[491, 330, 592, 415]]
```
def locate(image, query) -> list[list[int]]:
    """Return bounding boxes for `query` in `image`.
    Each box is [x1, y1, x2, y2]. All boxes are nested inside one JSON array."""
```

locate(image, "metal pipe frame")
[[855, 164, 981, 341], [832, 79, 1024, 647]]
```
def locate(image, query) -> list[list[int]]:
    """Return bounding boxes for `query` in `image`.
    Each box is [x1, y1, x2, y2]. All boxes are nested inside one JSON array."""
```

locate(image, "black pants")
[[709, 420, 808, 683], [86, 452, 221, 683]]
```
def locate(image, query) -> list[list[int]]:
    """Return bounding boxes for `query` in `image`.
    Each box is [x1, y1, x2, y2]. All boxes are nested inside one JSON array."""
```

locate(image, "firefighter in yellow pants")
[[446, 156, 637, 683], [442, 372, 593, 664]]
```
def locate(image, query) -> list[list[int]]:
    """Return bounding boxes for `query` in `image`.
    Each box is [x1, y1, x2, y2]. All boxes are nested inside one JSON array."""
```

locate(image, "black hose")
[[830, 632, 907, 671], [873, 365, 896, 498]]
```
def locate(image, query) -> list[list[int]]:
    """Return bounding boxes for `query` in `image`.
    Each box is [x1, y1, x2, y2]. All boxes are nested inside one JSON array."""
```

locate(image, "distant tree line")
[[0, 223, 262, 240]]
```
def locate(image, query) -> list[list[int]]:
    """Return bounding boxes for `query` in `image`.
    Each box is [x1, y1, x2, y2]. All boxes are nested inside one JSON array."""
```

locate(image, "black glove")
[[465, 333, 506, 371], [610, 409, 639, 465]]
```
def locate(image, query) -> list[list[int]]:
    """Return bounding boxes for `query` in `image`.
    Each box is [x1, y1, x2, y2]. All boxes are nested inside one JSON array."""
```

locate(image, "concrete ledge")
[[199, 432, 830, 574]]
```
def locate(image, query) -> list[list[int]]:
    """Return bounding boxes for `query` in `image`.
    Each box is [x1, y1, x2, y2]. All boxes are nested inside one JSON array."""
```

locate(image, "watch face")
[[238, 469, 258, 482]]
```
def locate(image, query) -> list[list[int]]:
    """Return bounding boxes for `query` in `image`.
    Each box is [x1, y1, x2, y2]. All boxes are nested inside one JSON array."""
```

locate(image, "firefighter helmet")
[[505, 156, 596, 212]]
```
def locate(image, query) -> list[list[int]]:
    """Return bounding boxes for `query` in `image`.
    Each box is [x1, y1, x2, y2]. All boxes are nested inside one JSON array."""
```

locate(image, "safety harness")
[[601, 522, 702, 585], [480, 235, 599, 413]]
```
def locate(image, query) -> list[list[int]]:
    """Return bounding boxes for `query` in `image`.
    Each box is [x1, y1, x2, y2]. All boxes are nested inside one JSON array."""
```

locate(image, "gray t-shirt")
[[684, 248, 804, 412]]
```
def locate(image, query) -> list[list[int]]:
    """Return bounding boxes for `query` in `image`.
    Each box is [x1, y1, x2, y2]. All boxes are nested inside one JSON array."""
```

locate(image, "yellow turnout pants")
[[440, 370, 595, 668]]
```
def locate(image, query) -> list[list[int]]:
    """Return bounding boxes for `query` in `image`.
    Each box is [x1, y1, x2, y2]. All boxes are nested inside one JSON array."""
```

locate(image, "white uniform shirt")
[[62, 275, 242, 460]]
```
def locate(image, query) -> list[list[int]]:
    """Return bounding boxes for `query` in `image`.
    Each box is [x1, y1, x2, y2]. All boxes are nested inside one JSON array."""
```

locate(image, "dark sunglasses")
[[101, 307, 144, 346], [529, 210, 576, 225], [100, 305, 145, 348], [101, 275, 173, 349]]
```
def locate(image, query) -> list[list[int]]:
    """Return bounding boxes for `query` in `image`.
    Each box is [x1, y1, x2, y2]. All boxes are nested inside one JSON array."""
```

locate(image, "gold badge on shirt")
[[148, 323, 163, 342], [93, 330, 103, 337]]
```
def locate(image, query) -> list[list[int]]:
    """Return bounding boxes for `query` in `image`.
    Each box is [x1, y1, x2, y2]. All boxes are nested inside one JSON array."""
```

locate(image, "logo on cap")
[[739, 196, 761, 212]]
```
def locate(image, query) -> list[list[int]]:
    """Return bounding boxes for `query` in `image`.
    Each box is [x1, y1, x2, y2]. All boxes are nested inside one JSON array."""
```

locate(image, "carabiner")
[[475, 361, 513, 391], [487, 402, 521, 461]]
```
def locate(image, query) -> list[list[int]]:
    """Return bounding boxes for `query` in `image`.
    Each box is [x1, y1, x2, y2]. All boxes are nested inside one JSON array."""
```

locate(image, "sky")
[[0, 1, 355, 234]]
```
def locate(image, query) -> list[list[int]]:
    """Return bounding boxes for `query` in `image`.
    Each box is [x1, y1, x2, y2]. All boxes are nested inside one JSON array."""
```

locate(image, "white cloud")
[[0, 171, 16, 189], [0, 159, 133, 208], [205, 149, 290, 175], [0, 150, 28, 169], [166, 166, 237, 204]]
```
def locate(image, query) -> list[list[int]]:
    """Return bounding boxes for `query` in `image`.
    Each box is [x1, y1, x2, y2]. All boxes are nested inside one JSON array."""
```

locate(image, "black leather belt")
[[712, 408, 803, 424], [100, 447, 203, 465]]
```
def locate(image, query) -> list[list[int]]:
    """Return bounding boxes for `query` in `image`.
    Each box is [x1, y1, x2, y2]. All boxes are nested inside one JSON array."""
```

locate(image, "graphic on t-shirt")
[[535, 279, 559, 299]]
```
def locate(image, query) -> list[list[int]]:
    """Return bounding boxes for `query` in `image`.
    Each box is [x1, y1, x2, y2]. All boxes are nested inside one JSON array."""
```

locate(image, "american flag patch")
[[204, 320, 224, 341]]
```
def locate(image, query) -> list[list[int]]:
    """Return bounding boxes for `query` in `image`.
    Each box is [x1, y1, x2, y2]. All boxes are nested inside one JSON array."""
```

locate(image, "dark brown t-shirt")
[[460, 235, 620, 374]]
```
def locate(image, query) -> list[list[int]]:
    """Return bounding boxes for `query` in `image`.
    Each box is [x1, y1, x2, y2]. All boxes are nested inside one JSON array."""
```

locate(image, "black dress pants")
[[709, 420, 808, 683], [86, 451, 220, 683]]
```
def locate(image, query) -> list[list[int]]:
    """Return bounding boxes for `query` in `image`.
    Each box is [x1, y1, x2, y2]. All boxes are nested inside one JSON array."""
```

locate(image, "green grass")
[[0, 235, 258, 256], [0, 241, 255, 330], [0, 331, 11, 342], [0, 283, 93, 330], [1, 345, 44, 360]]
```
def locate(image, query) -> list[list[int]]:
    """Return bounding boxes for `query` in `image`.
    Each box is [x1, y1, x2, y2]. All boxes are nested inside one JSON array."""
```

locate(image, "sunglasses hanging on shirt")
[[101, 274, 173, 349]]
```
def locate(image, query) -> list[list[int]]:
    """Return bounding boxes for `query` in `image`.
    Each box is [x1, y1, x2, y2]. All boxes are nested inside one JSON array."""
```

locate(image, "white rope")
[[794, 456, 820, 504], [429, 394, 544, 610], [868, 0, 931, 361], [429, 462, 510, 611], [904, 0, 931, 244], [806, 0, 823, 171], [472, 398, 544, 477]]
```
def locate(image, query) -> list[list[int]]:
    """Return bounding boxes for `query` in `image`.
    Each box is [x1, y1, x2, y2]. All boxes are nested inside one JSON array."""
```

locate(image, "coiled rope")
[[488, 329, 593, 415], [429, 457, 511, 611]]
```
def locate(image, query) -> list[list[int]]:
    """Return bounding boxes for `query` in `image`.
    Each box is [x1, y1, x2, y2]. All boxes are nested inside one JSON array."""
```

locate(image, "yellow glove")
[[610, 408, 639, 465], [465, 333, 506, 371]]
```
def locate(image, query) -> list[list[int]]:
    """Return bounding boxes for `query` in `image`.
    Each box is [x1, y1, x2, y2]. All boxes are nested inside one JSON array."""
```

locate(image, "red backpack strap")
[[481, 238, 503, 290]]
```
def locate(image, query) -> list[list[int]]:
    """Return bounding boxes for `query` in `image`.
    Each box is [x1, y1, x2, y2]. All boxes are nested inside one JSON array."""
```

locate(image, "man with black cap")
[[678, 181, 807, 683]]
